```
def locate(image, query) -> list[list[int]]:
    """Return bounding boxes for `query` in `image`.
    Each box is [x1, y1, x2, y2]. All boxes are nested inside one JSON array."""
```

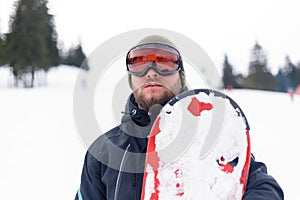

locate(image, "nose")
[[145, 68, 159, 78]]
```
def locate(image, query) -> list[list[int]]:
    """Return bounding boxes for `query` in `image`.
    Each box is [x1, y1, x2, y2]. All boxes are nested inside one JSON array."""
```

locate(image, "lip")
[[144, 82, 163, 88]]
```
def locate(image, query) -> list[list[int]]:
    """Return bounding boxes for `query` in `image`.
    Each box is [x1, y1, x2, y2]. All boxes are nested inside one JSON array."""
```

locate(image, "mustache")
[[132, 78, 166, 92], [142, 78, 165, 86]]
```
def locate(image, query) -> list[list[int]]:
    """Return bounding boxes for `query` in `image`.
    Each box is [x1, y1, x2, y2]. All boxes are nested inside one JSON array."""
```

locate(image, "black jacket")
[[75, 94, 284, 200]]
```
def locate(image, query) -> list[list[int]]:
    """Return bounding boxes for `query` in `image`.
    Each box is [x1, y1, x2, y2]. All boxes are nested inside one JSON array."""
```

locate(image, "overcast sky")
[[1, 0, 300, 74]]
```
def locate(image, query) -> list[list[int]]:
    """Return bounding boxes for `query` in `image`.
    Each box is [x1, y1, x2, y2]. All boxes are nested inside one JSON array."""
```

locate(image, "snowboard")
[[141, 89, 251, 200]]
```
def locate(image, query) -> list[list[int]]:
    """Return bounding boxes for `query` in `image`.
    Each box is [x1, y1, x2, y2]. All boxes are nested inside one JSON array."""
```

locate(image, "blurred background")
[[1, 0, 300, 91], [0, 0, 299, 199]]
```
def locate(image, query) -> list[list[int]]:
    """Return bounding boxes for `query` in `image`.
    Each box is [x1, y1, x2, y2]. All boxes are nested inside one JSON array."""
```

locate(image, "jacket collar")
[[120, 94, 162, 138], [120, 87, 188, 137], [121, 94, 162, 126]]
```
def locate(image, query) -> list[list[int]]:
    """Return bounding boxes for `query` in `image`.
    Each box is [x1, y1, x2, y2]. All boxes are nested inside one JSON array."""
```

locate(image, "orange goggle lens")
[[126, 43, 182, 76]]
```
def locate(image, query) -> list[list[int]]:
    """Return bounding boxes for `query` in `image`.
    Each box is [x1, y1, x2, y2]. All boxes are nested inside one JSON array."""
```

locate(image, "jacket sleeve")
[[243, 155, 284, 200], [75, 151, 106, 200]]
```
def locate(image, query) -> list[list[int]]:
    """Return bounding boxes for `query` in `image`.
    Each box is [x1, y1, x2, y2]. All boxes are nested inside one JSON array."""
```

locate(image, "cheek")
[[131, 76, 143, 90], [168, 77, 182, 94], [165, 75, 182, 88]]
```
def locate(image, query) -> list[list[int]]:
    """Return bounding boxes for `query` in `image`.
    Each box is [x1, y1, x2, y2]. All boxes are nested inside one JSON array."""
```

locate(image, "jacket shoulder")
[[87, 126, 122, 160]]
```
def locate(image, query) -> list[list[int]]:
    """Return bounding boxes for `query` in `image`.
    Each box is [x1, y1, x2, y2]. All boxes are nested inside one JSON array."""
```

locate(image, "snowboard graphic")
[[141, 89, 251, 200]]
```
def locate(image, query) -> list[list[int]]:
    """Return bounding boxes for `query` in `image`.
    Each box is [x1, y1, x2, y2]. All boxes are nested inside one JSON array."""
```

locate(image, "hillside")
[[0, 66, 298, 199]]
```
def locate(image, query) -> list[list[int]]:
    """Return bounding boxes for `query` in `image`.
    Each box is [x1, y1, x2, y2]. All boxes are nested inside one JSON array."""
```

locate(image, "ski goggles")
[[126, 43, 183, 76]]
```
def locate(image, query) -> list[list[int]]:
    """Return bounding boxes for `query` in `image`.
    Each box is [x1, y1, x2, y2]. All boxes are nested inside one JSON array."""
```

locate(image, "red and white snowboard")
[[141, 89, 251, 200]]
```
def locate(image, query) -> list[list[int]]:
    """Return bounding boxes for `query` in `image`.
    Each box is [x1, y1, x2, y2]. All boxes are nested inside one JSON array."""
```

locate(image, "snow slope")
[[0, 66, 298, 199]]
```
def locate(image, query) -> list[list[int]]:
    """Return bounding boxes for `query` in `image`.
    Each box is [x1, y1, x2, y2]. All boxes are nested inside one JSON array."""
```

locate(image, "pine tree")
[[244, 42, 275, 91], [222, 54, 241, 89], [0, 35, 6, 66], [296, 63, 300, 87], [63, 44, 89, 71], [5, 0, 60, 87], [282, 56, 297, 90], [275, 69, 289, 92], [248, 42, 268, 74]]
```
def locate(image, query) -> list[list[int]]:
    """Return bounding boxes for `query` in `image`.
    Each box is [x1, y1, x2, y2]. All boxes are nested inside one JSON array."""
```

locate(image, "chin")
[[145, 95, 163, 103], [144, 90, 165, 99]]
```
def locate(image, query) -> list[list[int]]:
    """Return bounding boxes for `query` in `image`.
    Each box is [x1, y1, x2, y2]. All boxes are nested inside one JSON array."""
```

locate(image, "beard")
[[132, 75, 182, 111], [134, 89, 175, 111]]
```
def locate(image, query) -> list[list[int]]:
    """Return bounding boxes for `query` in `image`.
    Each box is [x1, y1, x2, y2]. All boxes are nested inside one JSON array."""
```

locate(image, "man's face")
[[131, 69, 182, 111]]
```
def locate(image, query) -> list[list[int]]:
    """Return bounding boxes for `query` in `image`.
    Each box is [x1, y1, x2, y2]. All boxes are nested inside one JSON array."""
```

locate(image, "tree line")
[[222, 42, 300, 93], [0, 0, 88, 88], [1, 0, 299, 91]]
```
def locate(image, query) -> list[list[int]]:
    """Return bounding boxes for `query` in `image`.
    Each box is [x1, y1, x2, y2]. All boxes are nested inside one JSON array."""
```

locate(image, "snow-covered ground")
[[0, 66, 298, 199]]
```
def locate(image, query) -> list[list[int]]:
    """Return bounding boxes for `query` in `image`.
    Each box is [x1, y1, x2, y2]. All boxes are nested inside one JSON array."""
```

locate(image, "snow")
[[0, 65, 299, 199]]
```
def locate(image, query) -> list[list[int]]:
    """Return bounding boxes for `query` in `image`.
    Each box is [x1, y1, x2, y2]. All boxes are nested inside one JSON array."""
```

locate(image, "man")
[[75, 35, 284, 199]]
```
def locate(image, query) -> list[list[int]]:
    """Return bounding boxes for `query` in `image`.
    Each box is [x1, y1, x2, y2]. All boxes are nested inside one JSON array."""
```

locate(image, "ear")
[[128, 74, 133, 89], [179, 71, 186, 88]]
